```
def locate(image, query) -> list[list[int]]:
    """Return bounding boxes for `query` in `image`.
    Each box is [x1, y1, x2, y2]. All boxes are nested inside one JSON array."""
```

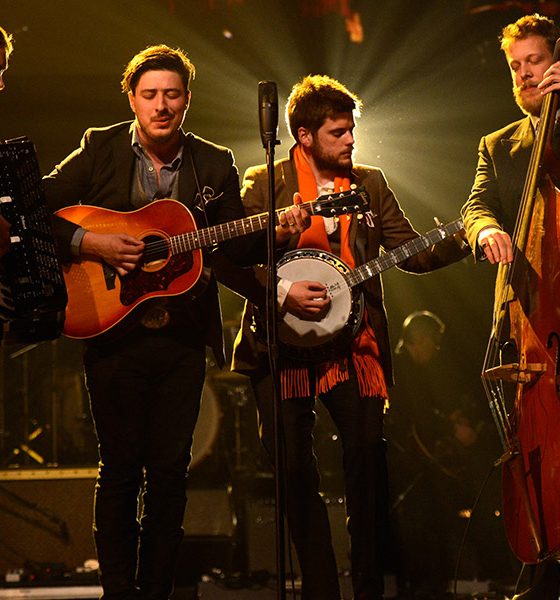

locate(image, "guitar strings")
[[140, 194, 362, 259]]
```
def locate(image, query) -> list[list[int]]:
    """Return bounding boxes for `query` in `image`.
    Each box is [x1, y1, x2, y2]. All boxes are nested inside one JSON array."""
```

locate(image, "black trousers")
[[84, 331, 206, 600], [251, 368, 387, 600]]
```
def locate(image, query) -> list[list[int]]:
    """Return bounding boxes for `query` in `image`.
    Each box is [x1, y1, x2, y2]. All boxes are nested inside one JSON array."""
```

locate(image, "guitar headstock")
[[312, 186, 370, 217]]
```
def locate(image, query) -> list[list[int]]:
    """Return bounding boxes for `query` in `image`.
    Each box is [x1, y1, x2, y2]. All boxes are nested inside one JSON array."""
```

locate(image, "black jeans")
[[251, 368, 387, 600], [84, 331, 206, 600]]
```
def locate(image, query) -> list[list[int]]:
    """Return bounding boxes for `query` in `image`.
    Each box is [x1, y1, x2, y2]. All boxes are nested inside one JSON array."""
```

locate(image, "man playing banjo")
[[223, 75, 468, 600]]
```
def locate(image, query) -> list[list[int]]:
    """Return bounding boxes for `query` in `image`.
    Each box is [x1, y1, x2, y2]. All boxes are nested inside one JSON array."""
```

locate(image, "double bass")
[[482, 38, 560, 582]]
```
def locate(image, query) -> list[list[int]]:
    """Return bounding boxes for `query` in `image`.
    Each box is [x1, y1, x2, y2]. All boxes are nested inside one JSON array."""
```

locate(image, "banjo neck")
[[274, 217, 465, 361], [343, 218, 464, 289]]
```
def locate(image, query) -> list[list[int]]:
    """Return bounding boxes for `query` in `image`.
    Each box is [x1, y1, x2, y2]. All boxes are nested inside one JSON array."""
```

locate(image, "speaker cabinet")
[[244, 494, 350, 574], [0, 468, 97, 574], [175, 487, 238, 586]]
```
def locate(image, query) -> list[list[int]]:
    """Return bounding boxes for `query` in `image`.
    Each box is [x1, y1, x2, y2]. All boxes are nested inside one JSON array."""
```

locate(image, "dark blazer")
[[220, 153, 468, 386], [43, 121, 265, 366], [461, 116, 533, 251]]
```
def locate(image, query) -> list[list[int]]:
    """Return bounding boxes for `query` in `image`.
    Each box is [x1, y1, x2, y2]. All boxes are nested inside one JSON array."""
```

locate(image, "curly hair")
[[121, 44, 195, 94], [500, 13, 560, 55], [285, 74, 362, 142]]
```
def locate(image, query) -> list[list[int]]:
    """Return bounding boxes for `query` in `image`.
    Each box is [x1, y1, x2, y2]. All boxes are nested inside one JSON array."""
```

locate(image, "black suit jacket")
[[43, 121, 265, 366], [461, 116, 534, 251]]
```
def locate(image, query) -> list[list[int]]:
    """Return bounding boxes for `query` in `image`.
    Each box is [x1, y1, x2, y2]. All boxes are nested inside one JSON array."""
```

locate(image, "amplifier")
[[0, 468, 97, 574], [244, 493, 350, 575]]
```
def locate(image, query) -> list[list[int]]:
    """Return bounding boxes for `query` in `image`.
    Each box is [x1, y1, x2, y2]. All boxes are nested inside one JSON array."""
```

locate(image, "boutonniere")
[[196, 185, 224, 210]]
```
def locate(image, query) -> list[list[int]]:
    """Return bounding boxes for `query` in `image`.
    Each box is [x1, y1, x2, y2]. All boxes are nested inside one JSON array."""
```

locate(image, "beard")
[[310, 141, 353, 176], [513, 83, 544, 117]]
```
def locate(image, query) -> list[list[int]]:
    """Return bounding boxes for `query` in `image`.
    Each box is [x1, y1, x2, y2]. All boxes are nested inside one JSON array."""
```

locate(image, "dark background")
[[1, 0, 553, 587], [0, 0, 540, 464], [1, 0, 524, 376], [0, 0, 535, 476]]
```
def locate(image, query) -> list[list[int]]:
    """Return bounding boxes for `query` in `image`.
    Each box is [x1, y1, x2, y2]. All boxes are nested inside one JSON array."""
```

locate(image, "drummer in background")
[[217, 74, 468, 600], [387, 310, 515, 597], [0, 25, 13, 256]]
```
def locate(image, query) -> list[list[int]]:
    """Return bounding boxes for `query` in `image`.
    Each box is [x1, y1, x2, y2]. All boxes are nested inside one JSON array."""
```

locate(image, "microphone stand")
[[259, 82, 286, 600], [266, 140, 288, 600]]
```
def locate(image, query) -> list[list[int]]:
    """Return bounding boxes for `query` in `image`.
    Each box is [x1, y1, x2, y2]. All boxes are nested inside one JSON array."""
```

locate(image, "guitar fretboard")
[[164, 189, 368, 254], [344, 219, 464, 288]]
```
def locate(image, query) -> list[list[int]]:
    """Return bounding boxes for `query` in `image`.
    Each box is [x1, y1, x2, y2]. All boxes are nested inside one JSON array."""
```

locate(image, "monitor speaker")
[[0, 468, 97, 574]]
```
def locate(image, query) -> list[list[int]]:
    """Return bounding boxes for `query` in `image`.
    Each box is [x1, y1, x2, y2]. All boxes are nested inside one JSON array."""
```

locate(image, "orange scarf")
[[280, 146, 388, 401]]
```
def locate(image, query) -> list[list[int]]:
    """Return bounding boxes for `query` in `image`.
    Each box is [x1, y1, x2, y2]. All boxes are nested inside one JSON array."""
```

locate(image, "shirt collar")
[[130, 122, 185, 168]]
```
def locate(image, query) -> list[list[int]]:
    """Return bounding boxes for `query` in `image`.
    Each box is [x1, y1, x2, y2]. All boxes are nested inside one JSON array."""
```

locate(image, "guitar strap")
[[186, 141, 213, 231]]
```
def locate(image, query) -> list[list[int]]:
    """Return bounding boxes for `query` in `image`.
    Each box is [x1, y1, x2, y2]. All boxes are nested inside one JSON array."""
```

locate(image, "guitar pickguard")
[[120, 252, 195, 306]]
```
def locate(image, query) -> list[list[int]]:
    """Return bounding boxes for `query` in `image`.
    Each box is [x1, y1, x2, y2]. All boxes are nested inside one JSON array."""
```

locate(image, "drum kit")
[[0, 339, 97, 468], [0, 320, 344, 493], [0, 328, 265, 480]]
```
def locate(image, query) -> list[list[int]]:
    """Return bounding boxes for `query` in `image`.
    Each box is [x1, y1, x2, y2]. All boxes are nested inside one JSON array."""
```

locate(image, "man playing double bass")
[[461, 12, 560, 599], [461, 13, 560, 263]]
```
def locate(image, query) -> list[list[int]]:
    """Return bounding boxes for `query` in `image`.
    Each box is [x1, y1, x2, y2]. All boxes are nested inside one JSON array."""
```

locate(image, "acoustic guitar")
[[56, 189, 369, 339]]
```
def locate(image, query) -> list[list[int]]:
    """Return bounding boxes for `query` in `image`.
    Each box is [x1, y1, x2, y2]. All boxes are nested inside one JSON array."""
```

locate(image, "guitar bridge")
[[483, 362, 547, 384]]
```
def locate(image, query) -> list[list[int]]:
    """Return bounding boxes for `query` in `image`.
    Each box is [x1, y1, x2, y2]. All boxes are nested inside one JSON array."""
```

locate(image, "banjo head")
[[277, 249, 363, 361]]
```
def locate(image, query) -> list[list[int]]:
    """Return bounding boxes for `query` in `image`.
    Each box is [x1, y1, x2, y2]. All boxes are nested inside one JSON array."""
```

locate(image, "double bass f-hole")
[[546, 331, 560, 394]]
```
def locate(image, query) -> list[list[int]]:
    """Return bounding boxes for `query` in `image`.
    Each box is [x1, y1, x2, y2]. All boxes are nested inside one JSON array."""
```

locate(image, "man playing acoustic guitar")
[[221, 75, 469, 600], [43, 45, 308, 600]]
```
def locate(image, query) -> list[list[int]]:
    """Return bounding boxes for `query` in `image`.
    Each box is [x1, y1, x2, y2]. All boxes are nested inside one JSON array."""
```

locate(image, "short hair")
[[395, 310, 445, 354], [0, 26, 13, 57], [500, 13, 560, 55], [285, 74, 362, 142], [121, 44, 195, 94]]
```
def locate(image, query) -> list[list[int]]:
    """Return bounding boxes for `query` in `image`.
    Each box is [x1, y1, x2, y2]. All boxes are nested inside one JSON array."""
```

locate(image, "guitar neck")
[[172, 200, 320, 253], [345, 219, 464, 288]]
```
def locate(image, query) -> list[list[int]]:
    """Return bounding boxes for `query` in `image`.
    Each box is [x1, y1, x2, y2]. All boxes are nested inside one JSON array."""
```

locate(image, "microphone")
[[258, 80, 278, 148]]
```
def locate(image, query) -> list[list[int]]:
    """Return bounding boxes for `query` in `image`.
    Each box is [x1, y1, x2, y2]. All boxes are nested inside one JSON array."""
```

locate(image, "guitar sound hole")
[[141, 234, 169, 271]]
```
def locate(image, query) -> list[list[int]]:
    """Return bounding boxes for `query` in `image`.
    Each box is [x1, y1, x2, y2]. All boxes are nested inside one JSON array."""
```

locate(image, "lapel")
[[113, 123, 137, 211], [279, 155, 299, 206], [177, 133, 199, 209], [348, 167, 366, 252], [500, 117, 534, 194], [501, 117, 534, 154], [495, 117, 535, 212]]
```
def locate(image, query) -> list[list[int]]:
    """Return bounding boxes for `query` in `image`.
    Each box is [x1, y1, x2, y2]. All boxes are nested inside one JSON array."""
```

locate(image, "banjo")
[[277, 218, 464, 361]]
